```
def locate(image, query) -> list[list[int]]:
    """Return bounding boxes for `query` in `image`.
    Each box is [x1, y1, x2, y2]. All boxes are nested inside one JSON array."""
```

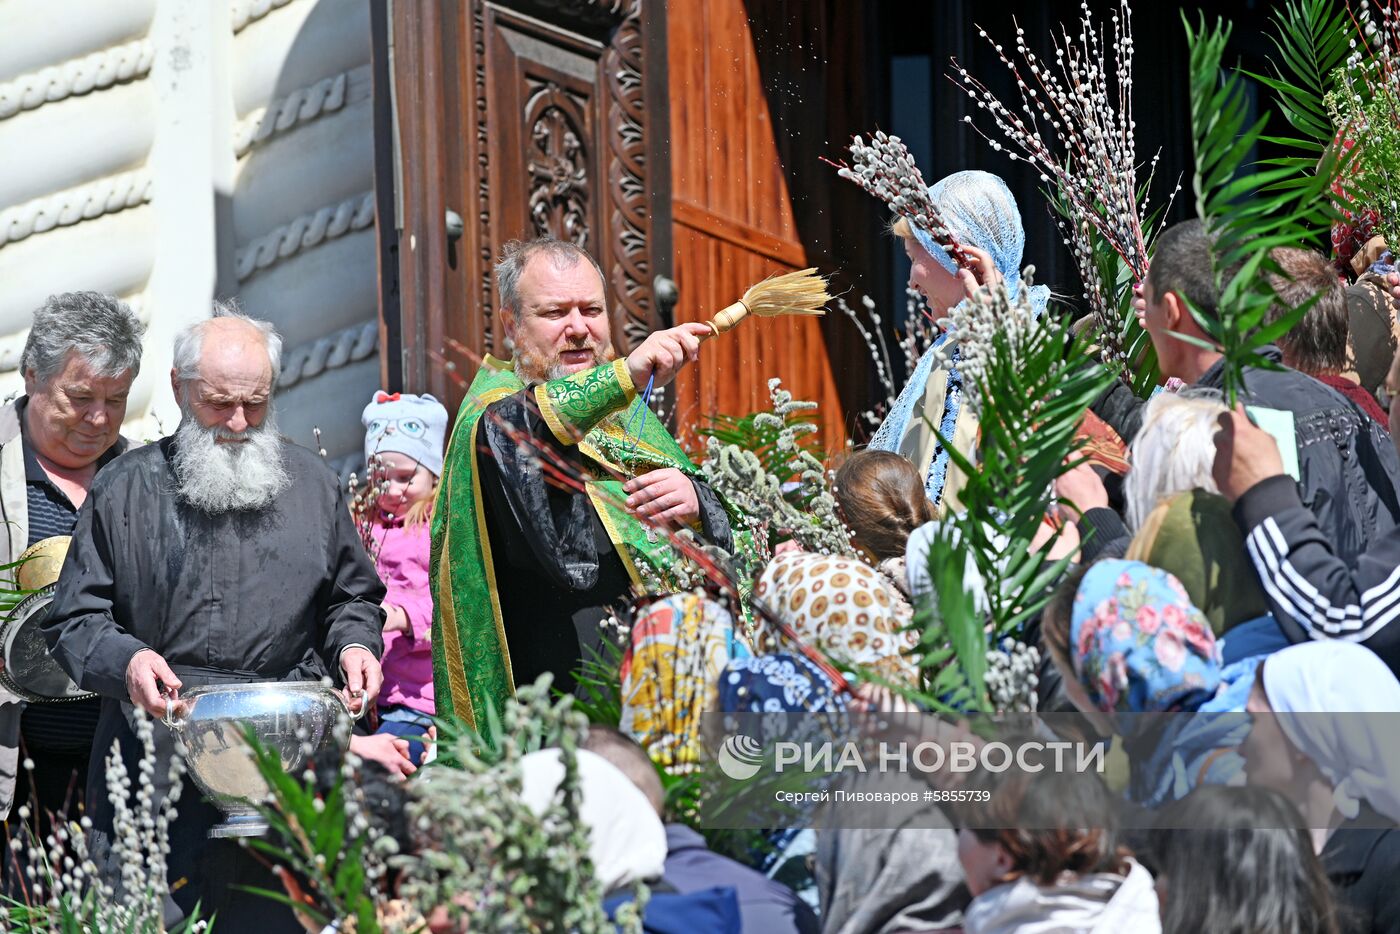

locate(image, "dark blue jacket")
[[604, 883, 742, 933], [660, 824, 819, 934]]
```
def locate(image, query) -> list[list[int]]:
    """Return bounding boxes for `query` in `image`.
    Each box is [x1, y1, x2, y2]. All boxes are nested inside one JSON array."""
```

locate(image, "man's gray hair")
[[494, 237, 606, 313], [21, 291, 145, 385], [172, 299, 284, 386]]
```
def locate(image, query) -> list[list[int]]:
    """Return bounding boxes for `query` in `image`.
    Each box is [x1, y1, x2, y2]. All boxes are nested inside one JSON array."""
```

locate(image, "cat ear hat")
[[361, 391, 450, 477]]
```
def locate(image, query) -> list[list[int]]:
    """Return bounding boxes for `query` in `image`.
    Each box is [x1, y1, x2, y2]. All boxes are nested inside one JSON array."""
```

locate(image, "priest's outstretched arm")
[[479, 358, 731, 584]]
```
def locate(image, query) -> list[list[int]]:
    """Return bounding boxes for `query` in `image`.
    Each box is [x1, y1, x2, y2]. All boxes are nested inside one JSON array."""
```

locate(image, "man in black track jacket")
[[1079, 221, 1400, 567], [1214, 334, 1400, 671]]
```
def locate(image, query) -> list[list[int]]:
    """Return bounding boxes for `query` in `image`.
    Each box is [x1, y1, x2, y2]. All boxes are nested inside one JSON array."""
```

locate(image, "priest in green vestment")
[[430, 237, 731, 726]]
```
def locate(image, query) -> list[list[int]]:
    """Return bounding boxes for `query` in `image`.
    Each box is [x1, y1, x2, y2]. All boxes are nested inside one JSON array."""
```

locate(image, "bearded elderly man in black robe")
[[43, 310, 385, 932]]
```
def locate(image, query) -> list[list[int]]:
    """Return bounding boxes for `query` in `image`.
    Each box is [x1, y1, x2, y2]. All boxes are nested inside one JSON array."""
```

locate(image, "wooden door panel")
[[484, 9, 605, 258], [382, 0, 670, 414], [667, 0, 846, 447]]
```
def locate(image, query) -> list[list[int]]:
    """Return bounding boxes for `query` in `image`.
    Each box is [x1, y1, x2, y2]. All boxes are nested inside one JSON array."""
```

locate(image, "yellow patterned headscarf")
[[619, 592, 741, 772]]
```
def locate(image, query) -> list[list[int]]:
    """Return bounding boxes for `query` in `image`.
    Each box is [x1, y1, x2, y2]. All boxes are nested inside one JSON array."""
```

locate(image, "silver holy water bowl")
[[164, 681, 364, 838]]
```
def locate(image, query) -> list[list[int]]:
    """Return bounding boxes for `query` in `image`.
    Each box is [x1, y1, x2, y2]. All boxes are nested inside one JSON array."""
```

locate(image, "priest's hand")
[[340, 646, 384, 712], [126, 648, 182, 719], [626, 322, 711, 389], [624, 467, 700, 527]]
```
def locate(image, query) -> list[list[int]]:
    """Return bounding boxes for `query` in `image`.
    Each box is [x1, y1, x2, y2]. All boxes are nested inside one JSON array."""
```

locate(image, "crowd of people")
[[0, 156, 1398, 932]]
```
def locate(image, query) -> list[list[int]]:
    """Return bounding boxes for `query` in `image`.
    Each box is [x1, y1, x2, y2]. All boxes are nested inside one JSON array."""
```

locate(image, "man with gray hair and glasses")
[[44, 304, 385, 930], [0, 291, 142, 873]]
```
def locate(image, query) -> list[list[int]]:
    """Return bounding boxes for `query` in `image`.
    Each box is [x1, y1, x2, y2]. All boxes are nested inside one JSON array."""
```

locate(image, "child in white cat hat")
[[360, 391, 449, 765]]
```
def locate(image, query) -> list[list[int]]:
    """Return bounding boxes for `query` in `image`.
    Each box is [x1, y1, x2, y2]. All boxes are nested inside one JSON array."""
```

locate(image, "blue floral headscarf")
[[1073, 560, 1264, 807], [1071, 560, 1223, 714], [718, 653, 847, 714]]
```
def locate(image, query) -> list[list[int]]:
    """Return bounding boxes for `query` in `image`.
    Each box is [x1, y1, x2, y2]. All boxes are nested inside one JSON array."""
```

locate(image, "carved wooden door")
[[379, 0, 672, 410]]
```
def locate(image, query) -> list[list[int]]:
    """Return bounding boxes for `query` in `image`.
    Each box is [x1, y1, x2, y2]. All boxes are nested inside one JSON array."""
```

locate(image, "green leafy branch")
[[1247, 0, 1355, 164], [241, 729, 382, 934], [912, 290, 1113, 712], [1182, 12, 1358, 405]]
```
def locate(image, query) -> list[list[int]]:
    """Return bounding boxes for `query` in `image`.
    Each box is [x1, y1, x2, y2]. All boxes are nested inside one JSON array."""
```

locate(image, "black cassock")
[[476, 390, 733, 693], [43, 436, 384, 931]]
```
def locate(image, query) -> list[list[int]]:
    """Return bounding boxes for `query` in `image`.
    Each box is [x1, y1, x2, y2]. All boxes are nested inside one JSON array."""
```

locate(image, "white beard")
[[172, 410, 291, 513]]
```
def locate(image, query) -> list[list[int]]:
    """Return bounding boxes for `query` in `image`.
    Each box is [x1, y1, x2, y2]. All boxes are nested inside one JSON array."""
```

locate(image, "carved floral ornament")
[[525, 84, 590, 248]]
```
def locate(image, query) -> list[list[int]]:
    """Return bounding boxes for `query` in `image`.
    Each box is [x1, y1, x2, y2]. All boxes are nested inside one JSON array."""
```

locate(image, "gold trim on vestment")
[[437, 385, 518, 725], [535, 384, 577, 446], [587, 482, 645, 590]]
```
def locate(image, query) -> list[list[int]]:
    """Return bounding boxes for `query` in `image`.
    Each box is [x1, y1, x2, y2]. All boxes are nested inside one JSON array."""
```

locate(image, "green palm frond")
[[243, 728, 381, 934], [912, 302, 1114, 712], [1182, 13, 1355, 405], [1247, 0, 1354, 163]]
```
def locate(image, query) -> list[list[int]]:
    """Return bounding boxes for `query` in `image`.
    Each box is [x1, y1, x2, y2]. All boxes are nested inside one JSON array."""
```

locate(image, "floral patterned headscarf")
[[755, 552, 920, 685], [620, 592, 745, 771], [1070, 560, 1221, 714], [718, 653, 848, 714]]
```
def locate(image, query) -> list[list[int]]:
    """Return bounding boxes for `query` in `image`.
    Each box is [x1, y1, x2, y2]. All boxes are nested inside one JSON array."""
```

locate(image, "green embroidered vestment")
[[429, 356, 705, 727]]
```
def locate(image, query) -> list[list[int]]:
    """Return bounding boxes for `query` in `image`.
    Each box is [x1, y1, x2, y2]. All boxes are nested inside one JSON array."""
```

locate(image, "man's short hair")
[[1146, 219, 1225, 325], [1265, 247, 1348, 375], [21, 291, 145, 385], [171, 299, 284, 386], [581, 725, 665, 817], [494, 237, 607, 314]]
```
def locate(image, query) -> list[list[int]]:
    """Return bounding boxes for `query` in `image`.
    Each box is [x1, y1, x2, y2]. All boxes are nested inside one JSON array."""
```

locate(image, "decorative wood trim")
[[507, 0, 627, 31], [602, 0, 657, 349], [0, 38, 154, 121], [472, 1, 494, 357], [672, 199, 807, 267]]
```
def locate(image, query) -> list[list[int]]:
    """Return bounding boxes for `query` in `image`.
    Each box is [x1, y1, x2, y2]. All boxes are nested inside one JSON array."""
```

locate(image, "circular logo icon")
[[717, 734, 764, 780]]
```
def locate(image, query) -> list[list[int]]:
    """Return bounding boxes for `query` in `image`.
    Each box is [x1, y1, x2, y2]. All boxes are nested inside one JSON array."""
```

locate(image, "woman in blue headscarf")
[[870, 170, 1050, 513], [1041, 559, 1260, 807]]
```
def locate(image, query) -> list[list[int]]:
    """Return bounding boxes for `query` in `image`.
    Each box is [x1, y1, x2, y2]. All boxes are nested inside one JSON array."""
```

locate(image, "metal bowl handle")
[[163, 694, 178, 729], [350, 689, 368, 721]]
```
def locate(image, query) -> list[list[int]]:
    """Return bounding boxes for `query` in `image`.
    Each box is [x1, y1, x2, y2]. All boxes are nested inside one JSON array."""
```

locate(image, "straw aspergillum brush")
[[625, 267, 833, 451]]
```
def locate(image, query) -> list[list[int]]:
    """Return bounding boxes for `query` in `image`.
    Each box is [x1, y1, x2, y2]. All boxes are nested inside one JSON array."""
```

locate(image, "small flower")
[[1155, 630, 1187, 672], [1136, 604, 1161, 634]]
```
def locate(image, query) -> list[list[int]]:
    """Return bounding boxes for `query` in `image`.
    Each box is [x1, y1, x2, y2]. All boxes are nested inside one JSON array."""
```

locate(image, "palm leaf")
[[1246, 0, 1354, 163], [910, 301, 1114, 712], [1182, 13, 1357, 405]]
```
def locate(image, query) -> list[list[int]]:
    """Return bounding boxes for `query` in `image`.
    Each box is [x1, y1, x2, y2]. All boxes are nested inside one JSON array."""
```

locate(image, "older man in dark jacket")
[[44, 308, 384, 932], [0, 292, 143, 863]]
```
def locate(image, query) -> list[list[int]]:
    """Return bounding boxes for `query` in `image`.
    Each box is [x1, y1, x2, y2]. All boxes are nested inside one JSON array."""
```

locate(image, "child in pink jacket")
[[360, 391, 449, 764]]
